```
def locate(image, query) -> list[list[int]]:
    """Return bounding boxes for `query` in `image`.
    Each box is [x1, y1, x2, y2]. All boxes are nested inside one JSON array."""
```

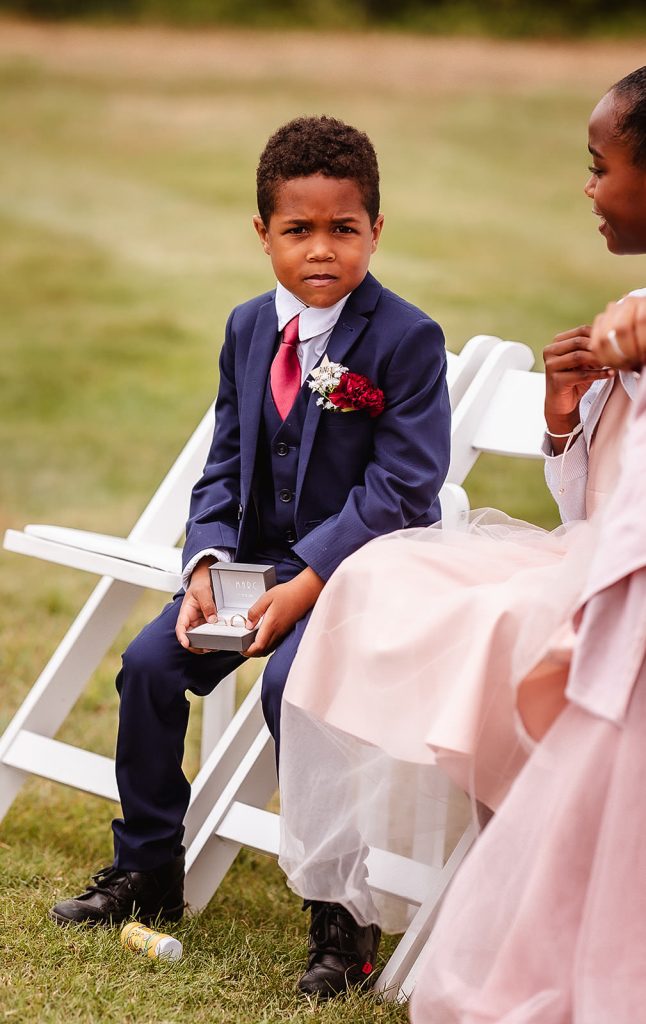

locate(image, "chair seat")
[[4, 526, 182, 592]]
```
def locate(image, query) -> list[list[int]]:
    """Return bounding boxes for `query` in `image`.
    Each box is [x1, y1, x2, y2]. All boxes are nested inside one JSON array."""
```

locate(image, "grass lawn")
[[1, 20, 646, 1022]]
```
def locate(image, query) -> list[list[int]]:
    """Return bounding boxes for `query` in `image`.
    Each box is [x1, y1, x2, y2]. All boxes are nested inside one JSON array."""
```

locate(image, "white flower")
[[308, 355, 349, 406]]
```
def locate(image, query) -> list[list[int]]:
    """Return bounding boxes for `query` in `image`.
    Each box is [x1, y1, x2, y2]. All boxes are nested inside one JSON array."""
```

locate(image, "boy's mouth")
[[304, 274, 338, 287]]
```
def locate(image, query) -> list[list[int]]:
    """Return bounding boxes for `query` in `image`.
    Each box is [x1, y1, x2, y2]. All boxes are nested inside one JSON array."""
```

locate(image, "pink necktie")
[[270, 314, 301, 420]]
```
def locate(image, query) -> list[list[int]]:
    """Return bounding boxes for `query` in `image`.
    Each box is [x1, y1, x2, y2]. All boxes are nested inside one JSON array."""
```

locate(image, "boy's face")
[[253, 175, 384, 308]]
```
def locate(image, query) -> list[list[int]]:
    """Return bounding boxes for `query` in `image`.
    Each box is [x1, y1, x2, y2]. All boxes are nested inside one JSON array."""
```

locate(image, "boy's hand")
[[243, 567, 324, 658], [176, 557, 218, 653], [543, 326, 614, 454]]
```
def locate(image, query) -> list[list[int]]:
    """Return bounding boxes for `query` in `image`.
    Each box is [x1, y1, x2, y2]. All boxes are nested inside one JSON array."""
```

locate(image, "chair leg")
[[373, 821, 477, 1002], [185, 730, 277, 910], [0, 576, 142, 821], [200, 673, 237, 766]]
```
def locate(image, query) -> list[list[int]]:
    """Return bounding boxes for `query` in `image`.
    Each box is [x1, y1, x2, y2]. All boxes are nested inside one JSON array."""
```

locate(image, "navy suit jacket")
[[184, 272, 450, 582]]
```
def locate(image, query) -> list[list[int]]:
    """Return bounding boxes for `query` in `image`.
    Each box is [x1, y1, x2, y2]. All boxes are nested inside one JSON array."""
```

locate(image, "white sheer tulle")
[[278, 509, 599, 932], [280, 700, 471, 931]]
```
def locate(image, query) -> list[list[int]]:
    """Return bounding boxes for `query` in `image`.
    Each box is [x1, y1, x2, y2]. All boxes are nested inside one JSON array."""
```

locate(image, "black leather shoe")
[[297, 901, 381, 999], [49, 854, 185, 927]]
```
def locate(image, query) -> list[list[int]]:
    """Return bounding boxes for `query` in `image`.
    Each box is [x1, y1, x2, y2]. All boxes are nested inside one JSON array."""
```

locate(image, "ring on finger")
[[607, 328, 628, 359]]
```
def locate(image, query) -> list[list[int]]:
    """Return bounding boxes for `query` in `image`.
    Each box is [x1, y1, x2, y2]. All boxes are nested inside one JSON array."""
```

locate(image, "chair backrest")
[[448, 341, 544, 485], [127, 405, 216, 546], [446, 334, 504, 408], [471, 368, 546, 458]]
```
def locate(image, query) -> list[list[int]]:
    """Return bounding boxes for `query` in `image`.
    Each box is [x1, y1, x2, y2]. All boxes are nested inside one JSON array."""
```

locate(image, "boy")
[[50, 115, 450, 993]]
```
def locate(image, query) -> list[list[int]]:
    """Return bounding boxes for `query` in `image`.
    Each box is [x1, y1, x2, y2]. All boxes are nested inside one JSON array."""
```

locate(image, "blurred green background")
[[1, 16, 645, 1023], [3, 0, 646, 35]]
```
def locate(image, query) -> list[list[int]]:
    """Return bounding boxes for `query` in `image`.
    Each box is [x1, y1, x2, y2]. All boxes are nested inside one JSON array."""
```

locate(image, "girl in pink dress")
[[411, 293, 646, 1024], [278, 65, 646, 1003]]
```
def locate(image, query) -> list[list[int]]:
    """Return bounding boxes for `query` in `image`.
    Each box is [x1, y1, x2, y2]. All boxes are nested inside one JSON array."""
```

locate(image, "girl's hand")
[[543, 326, 614, 454], [590, 296, 646, 369]]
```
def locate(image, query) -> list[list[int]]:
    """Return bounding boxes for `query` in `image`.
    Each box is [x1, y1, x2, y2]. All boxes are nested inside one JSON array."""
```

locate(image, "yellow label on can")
[[120, 922, 182, 961]]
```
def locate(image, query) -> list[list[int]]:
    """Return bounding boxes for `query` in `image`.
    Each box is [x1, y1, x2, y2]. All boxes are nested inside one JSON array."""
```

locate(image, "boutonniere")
[[308, 356, 385, 418]]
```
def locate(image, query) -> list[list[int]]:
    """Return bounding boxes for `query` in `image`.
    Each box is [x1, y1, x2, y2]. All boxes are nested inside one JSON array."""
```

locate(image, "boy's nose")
[[583, 175, 595, 198], [306, 237, 335, 261]]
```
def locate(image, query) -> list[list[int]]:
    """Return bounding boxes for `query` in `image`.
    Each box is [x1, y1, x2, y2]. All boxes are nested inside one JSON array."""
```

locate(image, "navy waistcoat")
[[253, 374, 312, 554]]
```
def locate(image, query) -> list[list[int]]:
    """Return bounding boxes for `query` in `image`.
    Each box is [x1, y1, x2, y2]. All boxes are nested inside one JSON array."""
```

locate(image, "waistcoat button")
[[275, 442, 289, 456], [279, 488, 293, 503], [284, 529, 296, 544]]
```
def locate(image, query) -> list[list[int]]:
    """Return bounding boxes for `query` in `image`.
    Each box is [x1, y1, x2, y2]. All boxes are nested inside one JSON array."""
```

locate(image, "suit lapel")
[[240, 298, 278, 496], [294, 285, 376, 505]]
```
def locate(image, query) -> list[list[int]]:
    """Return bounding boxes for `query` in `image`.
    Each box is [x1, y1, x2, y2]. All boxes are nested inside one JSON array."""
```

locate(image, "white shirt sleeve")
[[541, 377, 613, 524], [542, 431, 589, 523], [181, 547, 234, 590]]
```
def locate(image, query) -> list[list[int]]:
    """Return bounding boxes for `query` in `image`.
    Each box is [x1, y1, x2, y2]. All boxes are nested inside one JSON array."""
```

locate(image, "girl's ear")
[[253, 215, 271, 254]]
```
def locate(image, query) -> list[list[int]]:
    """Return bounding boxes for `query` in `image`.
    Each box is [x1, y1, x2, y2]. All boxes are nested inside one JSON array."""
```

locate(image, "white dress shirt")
[[182, 282, 351, 588], [274, 281, 351, 383]]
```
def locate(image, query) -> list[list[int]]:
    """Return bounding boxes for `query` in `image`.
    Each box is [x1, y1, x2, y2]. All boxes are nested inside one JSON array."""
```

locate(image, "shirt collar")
[[274, 281, 351, 341]]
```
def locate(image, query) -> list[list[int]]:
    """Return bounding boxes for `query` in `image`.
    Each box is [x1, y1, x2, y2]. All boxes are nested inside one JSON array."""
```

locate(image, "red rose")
[[328, 372, 385, 418]]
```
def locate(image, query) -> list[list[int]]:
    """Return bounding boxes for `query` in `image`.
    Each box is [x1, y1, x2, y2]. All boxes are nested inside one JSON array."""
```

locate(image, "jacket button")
[[284, 529, 296, 544], [275, 442, 289, 456], [279, 488, 293, 503]]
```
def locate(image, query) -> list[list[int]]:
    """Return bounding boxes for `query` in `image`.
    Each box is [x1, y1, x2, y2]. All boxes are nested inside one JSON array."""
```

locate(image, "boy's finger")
[[246, 592, 272, 628], [243, 627, 275, 659], [175, 601, 193, 647], [195, 584, 218, 624], [242, 610, 278, 656]]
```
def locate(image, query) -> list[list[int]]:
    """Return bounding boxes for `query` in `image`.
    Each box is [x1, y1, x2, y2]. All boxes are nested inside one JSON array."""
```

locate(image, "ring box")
[[186, 562, 277, 653]]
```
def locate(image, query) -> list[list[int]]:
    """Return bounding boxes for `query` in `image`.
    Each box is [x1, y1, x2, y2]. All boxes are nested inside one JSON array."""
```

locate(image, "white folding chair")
[[1, 334, 541, 1001]]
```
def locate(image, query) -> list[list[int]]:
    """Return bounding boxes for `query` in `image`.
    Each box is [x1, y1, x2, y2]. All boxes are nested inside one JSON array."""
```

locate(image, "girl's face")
[[584, 90, 646, 255]]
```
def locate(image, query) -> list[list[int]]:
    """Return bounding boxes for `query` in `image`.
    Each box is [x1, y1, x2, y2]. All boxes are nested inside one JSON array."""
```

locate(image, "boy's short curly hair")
[[612, 65, 646, 168], [256, 115, 380, 226]]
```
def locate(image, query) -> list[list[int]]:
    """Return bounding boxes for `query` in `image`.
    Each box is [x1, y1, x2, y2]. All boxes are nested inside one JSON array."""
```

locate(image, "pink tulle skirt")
[[279, 510, 597, 931], [411, 661, 646, 1023]]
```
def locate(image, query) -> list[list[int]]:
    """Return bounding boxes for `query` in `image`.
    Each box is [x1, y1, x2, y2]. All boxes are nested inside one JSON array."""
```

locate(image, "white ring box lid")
[[186, 563, 277, 651]]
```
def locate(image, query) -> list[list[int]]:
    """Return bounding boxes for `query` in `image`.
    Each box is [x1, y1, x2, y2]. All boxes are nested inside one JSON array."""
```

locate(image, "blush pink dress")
[[278, 381, 631, 933], [410, 371, 646, 1024]]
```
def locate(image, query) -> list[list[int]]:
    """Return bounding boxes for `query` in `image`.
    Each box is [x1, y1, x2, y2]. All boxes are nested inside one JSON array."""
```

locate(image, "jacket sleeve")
[[182, 311, 242, 570], [293, 317, 451, 581]]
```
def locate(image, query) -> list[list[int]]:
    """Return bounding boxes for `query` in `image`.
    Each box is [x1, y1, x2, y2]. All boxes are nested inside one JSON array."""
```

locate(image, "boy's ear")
[[371, 214, 385, 253], [253, 215, 271, 254]]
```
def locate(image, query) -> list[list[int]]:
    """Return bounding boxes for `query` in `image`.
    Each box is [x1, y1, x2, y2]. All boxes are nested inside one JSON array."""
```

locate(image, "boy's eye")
[[284, 226, 308, 235], [588, 165, 603, 178], [334, 225, 357, 234]]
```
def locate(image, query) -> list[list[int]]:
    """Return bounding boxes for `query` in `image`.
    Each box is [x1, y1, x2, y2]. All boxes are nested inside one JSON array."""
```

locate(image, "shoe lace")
[[307, 902, 357, 963], [85, 865, 127, 899]]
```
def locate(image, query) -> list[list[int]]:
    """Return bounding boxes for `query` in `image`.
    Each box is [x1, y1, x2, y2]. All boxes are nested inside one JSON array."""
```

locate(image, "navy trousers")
[[112, 553, 312, 871]]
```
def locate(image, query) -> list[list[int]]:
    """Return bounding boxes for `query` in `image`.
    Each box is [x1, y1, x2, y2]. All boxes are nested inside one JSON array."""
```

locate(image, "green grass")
[[1, 22, 646, 1022]]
